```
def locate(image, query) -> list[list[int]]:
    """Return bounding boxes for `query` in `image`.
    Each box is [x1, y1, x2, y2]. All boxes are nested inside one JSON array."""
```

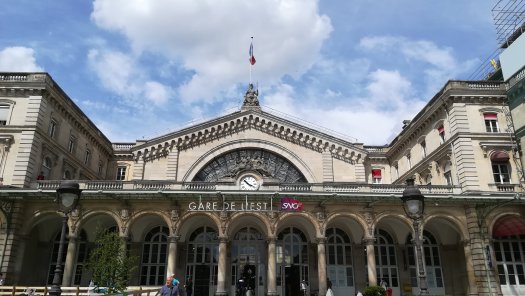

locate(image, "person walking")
[[158, 276, 179, 296], [184, 277, 193, 296]]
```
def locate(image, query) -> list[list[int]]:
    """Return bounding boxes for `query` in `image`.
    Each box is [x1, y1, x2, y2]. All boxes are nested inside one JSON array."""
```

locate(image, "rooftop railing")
[[32, 180, 458, 195]]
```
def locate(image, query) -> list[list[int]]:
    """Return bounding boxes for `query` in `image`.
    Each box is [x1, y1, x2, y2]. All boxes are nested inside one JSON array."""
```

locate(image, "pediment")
[[131, 109, 367, 164]]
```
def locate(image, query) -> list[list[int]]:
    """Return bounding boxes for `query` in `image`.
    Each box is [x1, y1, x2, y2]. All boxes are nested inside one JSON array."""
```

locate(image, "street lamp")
[[400, 178, 429, 296], [49, 181, 82, 296]]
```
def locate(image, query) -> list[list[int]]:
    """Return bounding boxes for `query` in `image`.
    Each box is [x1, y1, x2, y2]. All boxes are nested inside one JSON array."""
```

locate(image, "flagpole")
[[249, 37, 253, 85]]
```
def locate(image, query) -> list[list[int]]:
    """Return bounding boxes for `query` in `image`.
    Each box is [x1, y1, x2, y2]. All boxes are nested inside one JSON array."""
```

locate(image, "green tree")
[[86, 229, 138, 294]]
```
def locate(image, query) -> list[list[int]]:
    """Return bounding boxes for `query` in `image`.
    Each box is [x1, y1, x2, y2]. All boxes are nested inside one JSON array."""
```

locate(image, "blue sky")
[[0, 0, 498, 145]]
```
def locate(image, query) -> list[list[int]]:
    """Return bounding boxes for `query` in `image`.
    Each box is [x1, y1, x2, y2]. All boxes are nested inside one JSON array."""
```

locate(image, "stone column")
[[364, 238, 377, 286], [462, 239, 479, 295], [215, 235, 228, 296], [266, 236, 277, 296], [317, 237, 327, 296], [62, 234, 78, 286], [167, 235, 179, 276]]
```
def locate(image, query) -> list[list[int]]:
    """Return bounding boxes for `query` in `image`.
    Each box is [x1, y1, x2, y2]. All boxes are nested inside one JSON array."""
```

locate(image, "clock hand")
[[244, 180, 254, 187]]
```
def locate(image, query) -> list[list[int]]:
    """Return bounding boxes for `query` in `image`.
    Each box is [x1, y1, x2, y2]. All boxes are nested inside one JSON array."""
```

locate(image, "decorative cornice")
[[131, 110, 366, 164]]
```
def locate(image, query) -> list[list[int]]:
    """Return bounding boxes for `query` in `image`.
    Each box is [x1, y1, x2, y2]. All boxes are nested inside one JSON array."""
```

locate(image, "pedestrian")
[[326, 277, 333, 296], [158, 276, 179, 296], [380, 279, 387, 291], [300, 280, 308, 296], [0, 272, 4, 285], [184, 277, 193, 296]]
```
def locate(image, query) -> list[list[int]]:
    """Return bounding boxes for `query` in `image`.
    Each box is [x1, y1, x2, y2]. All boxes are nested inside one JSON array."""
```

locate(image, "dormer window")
[[372, 169, 382, 184], [0, 104, 10, 125], [421, 141, 427, 158], [484, 113, 499, 133], [438, 125, 445, 144]]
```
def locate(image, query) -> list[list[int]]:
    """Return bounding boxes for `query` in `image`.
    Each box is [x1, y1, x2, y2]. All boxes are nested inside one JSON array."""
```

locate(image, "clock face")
[[240, 175, 259, 190]]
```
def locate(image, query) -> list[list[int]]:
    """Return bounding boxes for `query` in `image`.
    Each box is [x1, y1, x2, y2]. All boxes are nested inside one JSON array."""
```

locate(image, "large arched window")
[[406, 231, 444, 291], [47, 228, 70, 284], [326, 227, 354, 295], [368, 229, 398, 289], [193, 149, 306, 183], [73, 230, 89, 285], [140, 226, 169, 286]]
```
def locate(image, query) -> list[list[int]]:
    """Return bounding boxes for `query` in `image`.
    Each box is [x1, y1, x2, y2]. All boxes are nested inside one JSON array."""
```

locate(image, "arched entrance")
[[492, 215, 525, 296], [326, 227, 355, 296], [231, 226, 265, 296], [277, 226, 309, 296], [185, 226, 219, 296]]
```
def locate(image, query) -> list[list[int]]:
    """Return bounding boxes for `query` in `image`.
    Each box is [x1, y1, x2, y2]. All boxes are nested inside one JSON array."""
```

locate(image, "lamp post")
[[400, 178, 429, 296], [48, 181, 82, 296]]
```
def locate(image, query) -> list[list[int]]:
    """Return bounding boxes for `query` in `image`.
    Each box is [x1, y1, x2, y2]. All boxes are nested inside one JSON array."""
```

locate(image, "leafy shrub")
[[363, 286, 386, 296]]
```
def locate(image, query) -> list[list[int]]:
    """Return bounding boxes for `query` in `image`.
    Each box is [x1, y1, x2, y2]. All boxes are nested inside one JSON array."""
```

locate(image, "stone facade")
[[0, 73, 524, 296]]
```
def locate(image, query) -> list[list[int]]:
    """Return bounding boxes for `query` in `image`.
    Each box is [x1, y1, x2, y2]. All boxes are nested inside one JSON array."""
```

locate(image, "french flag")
[[249, 41, 256, 65]]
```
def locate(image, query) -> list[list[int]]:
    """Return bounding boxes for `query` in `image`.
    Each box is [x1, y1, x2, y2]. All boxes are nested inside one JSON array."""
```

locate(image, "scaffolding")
[[492, 0, 525, 48]]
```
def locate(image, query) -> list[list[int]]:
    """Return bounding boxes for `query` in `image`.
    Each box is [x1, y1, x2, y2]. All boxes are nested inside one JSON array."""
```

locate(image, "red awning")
[[493, 216, 525, 238], [438, 126, 444, 134], [484, 113, 498, 120], [372, 169, 382, 178], [490, 150, 510, 162]]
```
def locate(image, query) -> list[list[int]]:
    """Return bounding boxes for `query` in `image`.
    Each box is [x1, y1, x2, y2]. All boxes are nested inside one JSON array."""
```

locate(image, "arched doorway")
[[492, 215, 525, 296], [231, 226, 265, 296], [326, 227, 354, 296], [185, 226, 219, 296], [277, 226, 309, 296], [406, 230, 444, 295]]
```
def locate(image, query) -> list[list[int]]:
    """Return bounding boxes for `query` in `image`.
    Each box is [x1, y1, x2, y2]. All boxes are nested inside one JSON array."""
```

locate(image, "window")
[[492, 151, 511, 184], [0, 104, 10, 125], [68, 136, 76, 153], [407, 231, 444, 289], [42, 157, 52, 179], [48, 119, 58, 138], [84, 149, 91, 165], [326, 227, 354, 288], [484, 113, 499, 133], [140, 226, 169, 286], [444, 162, 452, 186], [493, 163, 511, 184], [421, 141, 427, 158], [98, 161, 103, 175], [372, 169, 382, 184], [437, 125, 445, 144], [367, 229, 399, 288], [116, 166, 127, 181]]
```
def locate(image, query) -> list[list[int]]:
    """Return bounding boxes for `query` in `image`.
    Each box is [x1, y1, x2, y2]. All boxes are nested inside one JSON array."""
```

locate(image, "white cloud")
[[0, 47, 43, 72], [263, 69, 425, 145], [90, 0, 332, 103], [87, 48, 172, 107], [358, 36, 477, 97]]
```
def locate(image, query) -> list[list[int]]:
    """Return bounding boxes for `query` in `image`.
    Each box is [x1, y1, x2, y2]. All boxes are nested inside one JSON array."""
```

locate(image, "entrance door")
[[285, 265, 301, 296], [194, 265, 210, 296]]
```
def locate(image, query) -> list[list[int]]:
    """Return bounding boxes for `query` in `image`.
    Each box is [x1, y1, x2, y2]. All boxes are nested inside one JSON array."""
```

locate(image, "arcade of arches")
[[14, 202, 525, 296]]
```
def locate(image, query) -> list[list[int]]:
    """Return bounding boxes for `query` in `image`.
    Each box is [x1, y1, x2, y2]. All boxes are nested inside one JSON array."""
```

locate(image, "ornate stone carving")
[[361, 209, 375, 237], [243, 84, 259, 107]]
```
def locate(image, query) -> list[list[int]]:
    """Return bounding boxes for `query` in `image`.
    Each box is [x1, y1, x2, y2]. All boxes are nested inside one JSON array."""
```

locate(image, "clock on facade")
[[240, 175, 259, 190]]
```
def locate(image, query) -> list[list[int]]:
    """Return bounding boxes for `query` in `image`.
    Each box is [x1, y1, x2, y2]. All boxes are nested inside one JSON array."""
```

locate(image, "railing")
[[0, 286, 158, 296], [31, 180, 462, 195], [489, 183, 520, 192], [112, 143, 135, 151]]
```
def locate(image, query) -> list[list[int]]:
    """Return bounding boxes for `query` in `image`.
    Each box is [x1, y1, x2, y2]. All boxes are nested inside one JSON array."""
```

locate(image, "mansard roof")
[[130, 107, 367, 163]]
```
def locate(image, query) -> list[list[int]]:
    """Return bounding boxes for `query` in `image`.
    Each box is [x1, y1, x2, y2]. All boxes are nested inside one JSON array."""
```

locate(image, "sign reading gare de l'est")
[[188, 197, 304, 212]]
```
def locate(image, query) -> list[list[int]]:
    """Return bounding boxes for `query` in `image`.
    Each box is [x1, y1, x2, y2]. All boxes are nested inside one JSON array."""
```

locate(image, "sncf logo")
[[280, 197, 304, 212]]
